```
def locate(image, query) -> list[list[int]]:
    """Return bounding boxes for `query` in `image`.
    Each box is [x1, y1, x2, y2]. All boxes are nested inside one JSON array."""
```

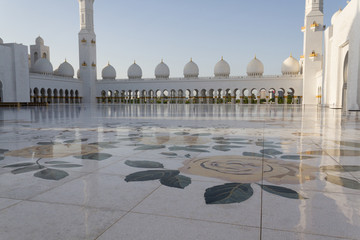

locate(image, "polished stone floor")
[[0, 104, 359, 240]]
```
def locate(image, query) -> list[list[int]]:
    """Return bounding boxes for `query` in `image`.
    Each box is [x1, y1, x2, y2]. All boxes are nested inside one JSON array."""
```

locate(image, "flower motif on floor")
[[179, 156, 318, 185]]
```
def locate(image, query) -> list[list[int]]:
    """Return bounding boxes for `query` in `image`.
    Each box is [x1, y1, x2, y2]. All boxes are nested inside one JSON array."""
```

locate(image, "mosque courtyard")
[[0, 104, 359, 240]]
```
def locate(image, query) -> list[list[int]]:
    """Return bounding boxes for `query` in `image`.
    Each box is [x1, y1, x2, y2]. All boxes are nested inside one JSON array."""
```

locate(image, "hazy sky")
[[0, 0, 349, 79]]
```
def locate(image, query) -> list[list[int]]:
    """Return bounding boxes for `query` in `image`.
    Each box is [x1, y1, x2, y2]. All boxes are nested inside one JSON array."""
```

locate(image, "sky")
[[0, 0, 349, 79]]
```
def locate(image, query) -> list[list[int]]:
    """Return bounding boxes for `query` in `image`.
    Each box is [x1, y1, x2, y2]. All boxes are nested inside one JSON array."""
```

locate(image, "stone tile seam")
[[94, 184, 163, 240]]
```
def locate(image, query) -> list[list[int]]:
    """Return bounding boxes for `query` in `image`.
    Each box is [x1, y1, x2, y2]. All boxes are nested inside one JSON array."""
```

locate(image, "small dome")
[[214, 57, 230, 77], [155, 60, 170, 79], [102, 63, 116, 80], [331, 9, 342, 25], [36, 36, 44, 45], [247, 56, 264, 76], [128, 62, 143, 79], [77, 69, 80, 79], [184, 59, 199, 78], [31, 58, 53, 74], [0, 38, 3, 44], [56, 60, 74, 78], [281, 55, 300, 75]]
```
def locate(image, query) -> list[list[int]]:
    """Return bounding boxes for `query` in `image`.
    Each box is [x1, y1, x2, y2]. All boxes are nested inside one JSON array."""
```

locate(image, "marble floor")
[[0, 104, 359, 240]]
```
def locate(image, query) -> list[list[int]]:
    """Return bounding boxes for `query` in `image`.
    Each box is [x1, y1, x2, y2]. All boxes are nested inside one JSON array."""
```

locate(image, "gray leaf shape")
[[74, 153, 112, 161], [191, 133, 211, 136], [281, 155, 314, 160], [226, 138, 248, 141], [205, 183, 253, 205], [212, 137, 225, 141], [168, 146, 209, 153], [174, 132, 190, 136], [230, 142, 253, 145], [160, 175, 191, 189], [34, 168, 69, 181], [125, 170, 180, 182], [51, 164, 83, 168], [161, 152, 178, 157], [125, 160, 164, 169], [37, 142, 55, 145], [11, 165, 45, 175], [64, 139, 88, 144], [44, 161, 70, 164], [242, 152, 272, 158], [186, 145, 209, 149], [260, 149, 283, 155], [215, 141, 231, 145], [325, 175, 360, 190], [258, 184, 307, 199], [3, 162, 35, 168], [213, 145, 243, 152], [134, 145, 166, 151]]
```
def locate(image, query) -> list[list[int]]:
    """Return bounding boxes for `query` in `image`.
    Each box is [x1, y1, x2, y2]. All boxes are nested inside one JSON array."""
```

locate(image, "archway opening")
[[243, 89, 249, 104], [260, 89, 267, 104], [251, 89, 258, 104], [40, 88, 46, 103], [268, 88, 275, 103], [277, 88, 285, 104], [47, 88, 52, 104], [287, 88, 295, 104]]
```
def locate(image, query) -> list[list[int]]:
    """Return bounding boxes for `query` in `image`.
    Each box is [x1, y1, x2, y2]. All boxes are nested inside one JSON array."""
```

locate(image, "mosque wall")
[[323, 0, 360, 110], [0, 0, 358, 109], [0, 43, 30, 103], [29, 74, 83, 103], [0, 44, 12, 102], [96, 76, 303, 101]]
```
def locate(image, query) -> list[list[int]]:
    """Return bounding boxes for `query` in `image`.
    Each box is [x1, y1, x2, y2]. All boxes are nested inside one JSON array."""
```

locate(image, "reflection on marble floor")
[[0, 104, 359, 240]]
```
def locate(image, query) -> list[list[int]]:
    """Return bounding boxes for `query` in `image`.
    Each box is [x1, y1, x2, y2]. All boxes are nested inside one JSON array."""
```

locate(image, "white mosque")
[[0, 0, 359, 110]]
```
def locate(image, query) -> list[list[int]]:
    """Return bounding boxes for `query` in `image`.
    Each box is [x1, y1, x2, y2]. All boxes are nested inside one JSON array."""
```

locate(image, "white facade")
[[0, 0, 359, 110], [78, 0, 97, 104], [0, 43, 30, 102], [323, 0, 360, 110], [30, 37, 50, 69], [302, 0, 325, 105]]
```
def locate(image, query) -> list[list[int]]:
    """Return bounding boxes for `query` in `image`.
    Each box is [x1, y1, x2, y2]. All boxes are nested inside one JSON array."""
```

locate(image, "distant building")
[[0, 0, 358, 110]]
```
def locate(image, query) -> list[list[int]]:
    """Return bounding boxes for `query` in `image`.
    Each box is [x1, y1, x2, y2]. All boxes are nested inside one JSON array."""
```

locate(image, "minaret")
[[78, 0, 97, 104], [302, 0, 324, 105]]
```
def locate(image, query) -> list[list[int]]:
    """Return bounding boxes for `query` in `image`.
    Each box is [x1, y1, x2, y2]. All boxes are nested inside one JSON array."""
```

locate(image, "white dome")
[[155, 60, 170, 79], [56, 60, 74, 78], [331, 9, 342, 25], [31, 58, 53, 74], [184, 59, 199, 78], [214, 57, 230, 77], [128, 62, 143, 79], [36, 36, 44, 45], [77, 69, 80, 79], [247, 56, 264, 76], [102, 63, 116, 80], [0, 38, 3, 44], [281, 55, 300, 75]]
